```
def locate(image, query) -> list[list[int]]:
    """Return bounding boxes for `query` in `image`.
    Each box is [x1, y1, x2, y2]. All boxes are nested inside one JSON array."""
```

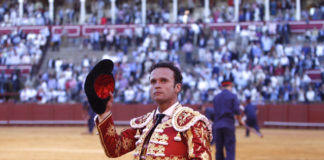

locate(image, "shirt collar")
[[156, 101, 179, 117]]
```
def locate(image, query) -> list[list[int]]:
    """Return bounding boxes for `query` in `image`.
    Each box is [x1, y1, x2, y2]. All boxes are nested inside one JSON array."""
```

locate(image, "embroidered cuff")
[[95, 111, 112, 126]]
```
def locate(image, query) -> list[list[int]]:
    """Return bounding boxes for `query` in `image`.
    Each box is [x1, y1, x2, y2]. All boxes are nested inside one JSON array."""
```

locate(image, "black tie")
[[154, 113, 166, 125], [139, 113, 166, 159]]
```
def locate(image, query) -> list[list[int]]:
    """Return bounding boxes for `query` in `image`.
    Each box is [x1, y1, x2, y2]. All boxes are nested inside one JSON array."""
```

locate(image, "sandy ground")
[[0, 126, 324, 160]]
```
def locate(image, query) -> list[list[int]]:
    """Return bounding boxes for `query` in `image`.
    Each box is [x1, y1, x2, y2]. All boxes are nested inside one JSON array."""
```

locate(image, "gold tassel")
[[174, 132, 182, 141], [135, 129, 140, 139]]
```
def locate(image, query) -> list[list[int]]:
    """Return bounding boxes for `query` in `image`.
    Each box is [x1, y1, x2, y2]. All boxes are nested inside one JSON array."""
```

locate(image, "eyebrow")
[[149, 77, 169, 82]]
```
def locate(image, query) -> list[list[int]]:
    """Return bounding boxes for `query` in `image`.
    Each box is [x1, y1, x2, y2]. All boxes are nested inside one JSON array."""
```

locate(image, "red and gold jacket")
[[95, 104, 212, 160]]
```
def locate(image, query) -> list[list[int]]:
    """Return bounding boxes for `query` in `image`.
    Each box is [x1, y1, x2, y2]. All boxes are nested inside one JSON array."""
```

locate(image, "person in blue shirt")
[[213, 80, 244, 160], [244, 96, 262, 137], [82, 94, 96, 134]]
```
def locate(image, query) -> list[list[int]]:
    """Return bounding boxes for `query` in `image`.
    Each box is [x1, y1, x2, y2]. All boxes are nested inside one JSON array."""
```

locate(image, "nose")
[[154, 82, 161, 89], [152, 81, 162, 89]]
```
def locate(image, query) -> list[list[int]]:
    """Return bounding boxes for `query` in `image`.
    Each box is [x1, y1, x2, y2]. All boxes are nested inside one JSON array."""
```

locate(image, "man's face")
[[149, 68, 181, 104]]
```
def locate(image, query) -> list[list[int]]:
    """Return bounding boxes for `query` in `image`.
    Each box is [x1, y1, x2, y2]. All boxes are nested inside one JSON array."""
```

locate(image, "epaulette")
[[172, 106, 212, 140], [130, 111, 154, 129]]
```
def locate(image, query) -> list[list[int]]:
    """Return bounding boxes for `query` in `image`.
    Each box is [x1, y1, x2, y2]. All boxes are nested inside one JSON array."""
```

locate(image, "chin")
[[153, 98, 165, 104]]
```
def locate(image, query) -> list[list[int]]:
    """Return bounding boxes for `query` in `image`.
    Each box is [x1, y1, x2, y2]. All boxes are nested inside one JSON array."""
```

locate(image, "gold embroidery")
[[136, 120, 154, 144], [146, 143, 165, 156], [185, 123, 212, 159], [105, 125, 116, 136], [178, 112, 194, 126], [163, 120, 172, 127], [194, 127, 202, 138], [137, 114, 147, 123], [173, 107, 200, 130], [172, 106, 213, 142], [133, 144, 141, 156], [199, 121, 212, 146], [133, 119, 155, 157], [156, 119, 171, 130], [194, 122, 209, 144], [201, 151, 212, 160], [122, 137, 133, 151], [96, 124, 112, 157], [135, 129, 141, 139], [145, 155, 186, 160], [115, 140, 122, 156], [185, 129, 195, 157], [133, 155, 139, 160], [174, 132, 182, 141], [130, 112, 153, 128], [150, 133, 169, 145]]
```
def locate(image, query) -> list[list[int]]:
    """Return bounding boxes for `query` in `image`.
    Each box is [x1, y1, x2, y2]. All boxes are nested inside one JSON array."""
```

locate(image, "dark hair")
[[149, 62, 183, 85]]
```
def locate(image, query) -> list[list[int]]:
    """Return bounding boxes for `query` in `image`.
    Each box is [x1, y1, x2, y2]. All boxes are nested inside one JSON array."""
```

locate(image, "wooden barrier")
[[258, 103, 324, 128], [0, 103, 323, 128], [0, 103, 86, 125]]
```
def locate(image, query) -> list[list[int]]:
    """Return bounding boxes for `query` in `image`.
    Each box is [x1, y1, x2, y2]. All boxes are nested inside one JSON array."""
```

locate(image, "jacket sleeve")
[[95, 112, 137, 158], [184, 120, 212, 160]]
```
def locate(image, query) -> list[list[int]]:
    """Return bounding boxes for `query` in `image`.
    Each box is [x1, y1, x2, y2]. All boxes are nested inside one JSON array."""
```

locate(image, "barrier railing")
[[0, 103, 324, 128], [0, 21, 323, 36]]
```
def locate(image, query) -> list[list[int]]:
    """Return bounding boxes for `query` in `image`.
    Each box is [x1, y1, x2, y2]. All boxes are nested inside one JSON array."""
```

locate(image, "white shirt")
[[261, 36, 272, 52], [124, 87, 135, 102], [20, 88, 37, 102], [306, 90, 315, 102], [155, 101, 180, 123]]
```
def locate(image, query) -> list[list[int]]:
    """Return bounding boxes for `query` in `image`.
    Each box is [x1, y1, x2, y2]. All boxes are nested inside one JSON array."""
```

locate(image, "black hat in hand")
[[84, 59, 115, 114]]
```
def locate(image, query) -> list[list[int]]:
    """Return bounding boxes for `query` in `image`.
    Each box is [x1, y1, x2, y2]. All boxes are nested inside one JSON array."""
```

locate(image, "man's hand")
[[235, 115, 246, 126], [98, 92, 114, 122], [105, 92, 114, 113], [239, 119, 246, 127]]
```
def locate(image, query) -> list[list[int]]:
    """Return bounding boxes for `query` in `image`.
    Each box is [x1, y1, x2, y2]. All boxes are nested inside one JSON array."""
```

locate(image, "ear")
[[175, 83, 182, 93]]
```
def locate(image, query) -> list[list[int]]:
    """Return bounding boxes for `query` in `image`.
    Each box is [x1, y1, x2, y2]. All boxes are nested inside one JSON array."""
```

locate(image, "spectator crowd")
[[12, 21, 324, 105], [0, 28, 49, 65], [1, 0, 324, 26], [0, 0, 323, 105], [0, 27, 50, 101]]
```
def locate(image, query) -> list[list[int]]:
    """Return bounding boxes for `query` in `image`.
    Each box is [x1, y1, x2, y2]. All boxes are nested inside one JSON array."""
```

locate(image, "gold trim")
[[146, 143, 165, 156], [201, 151, 212, 160], [114, 140, 122, 156], [150, 133, 169, 145], [130, 111, 154, 129], [185, 128, 195, 157], [134, 118, 155, 157], [105, 124, 116, 136], [174, 132, 182, 141], [184, 121, 212, 160], [145, 155, 187, 160], [172, 106, 213, 141], [96, 113, 113, 157], [122, 137, 133, 151], [96, 112, 112, 128]]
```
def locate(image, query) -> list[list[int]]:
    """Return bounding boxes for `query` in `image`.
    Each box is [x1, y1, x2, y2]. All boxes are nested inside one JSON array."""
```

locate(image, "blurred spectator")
[[0, 71, 8, 94], [319, 84, 324, 101], [0, 0, 324, 26], [306, 86, 316, 102], [20, 83, 36, 102], [51, 31, 61, 51]]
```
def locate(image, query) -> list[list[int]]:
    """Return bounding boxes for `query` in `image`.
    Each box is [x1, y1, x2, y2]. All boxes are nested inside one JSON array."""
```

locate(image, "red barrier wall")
[[0, 103, 323, 128], [0, 103, 86, 125], [257, 103, 324, 128]]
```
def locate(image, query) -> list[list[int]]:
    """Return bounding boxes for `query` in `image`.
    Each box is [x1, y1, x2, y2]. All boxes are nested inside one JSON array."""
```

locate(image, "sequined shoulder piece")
[[130, 111, 154, 129], [172, 106, 212, 138]]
